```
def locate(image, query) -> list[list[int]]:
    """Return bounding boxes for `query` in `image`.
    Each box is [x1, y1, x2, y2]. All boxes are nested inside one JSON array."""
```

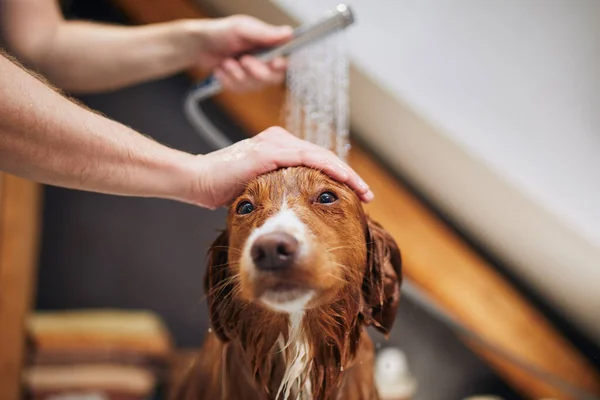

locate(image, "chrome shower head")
[[254, 4, 354, 62]]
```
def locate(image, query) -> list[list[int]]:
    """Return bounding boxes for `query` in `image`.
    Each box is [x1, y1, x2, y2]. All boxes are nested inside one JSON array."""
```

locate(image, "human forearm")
[[1, 0, 290, 94], [0, 0, 202, 93], [32, 19, 203, 93], [0, 53, 198, 202]]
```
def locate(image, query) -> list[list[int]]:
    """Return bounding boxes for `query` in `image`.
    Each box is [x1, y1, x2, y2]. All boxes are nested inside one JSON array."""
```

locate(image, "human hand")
[[190, 127, 373, 209], [190, 15, 293, 93]]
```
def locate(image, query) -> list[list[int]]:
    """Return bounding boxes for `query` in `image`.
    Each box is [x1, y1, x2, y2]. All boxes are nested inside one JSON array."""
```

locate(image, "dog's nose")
[[251, 232, 299, 271]]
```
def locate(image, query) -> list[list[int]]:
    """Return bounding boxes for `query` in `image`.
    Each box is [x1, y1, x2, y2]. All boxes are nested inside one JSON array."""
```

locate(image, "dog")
[[173, 167, 402, 400]]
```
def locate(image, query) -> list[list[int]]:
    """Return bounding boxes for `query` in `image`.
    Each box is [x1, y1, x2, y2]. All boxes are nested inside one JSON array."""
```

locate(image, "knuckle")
[[255, 131, 269, 141], [238, 138, 251, 146], [229, 14, 250, 25], [262, 126, 285, 137], [298, 148, 311, 161], [247, 139, 265, 154], [268, 73, 281, 83], [262, 160, 279, 173], [230, 15, 256, 33]]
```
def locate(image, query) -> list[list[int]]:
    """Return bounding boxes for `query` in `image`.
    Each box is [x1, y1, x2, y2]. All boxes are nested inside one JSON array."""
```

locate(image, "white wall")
[[275, 0, 600, 245], [203, 0, 600, 344]]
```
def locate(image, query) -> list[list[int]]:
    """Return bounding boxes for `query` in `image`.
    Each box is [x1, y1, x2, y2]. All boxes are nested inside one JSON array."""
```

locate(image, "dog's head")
[[204, 167, 402, 342]]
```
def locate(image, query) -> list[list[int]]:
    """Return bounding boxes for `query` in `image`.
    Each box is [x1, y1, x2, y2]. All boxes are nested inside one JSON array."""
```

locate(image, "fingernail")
[[279, 25, 293, 34], [358, 179, 369, 191], [271, 57, 285, 68], [364, 191, 375, 202]]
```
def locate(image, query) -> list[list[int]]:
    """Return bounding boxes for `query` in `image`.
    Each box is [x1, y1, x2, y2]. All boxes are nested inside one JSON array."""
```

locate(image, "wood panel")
[[352, 148, 600, 399], [110, 1, 600, 398], [0, 174, 42, 400]]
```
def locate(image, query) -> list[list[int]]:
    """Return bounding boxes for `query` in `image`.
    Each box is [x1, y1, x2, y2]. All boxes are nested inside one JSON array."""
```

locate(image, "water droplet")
[[284, 31, 350, 162]]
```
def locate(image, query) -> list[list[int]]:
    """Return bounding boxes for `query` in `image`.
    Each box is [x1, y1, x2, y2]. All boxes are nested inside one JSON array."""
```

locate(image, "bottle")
[[374, 347, 417, 400]]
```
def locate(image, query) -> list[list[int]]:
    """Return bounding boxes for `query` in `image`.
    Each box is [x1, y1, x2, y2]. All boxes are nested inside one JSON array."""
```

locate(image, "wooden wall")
[[0, 175, 42, 400]]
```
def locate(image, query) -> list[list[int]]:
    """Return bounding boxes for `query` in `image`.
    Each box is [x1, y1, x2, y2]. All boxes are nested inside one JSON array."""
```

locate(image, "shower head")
[[254, 4, 354, 62], [186, 4, 355, 102]]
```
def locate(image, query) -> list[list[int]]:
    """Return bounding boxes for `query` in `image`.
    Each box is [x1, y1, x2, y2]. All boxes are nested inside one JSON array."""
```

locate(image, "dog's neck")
[[221, 289, 363, 400]]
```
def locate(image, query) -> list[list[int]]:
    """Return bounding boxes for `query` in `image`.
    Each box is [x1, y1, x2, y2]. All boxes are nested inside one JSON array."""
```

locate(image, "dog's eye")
[[317, 191, 338, 204], [236, 201, 255, 215]]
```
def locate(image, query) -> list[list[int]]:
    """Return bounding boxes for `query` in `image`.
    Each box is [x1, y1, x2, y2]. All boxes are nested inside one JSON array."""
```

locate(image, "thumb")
[[235, 17, 293, 46]]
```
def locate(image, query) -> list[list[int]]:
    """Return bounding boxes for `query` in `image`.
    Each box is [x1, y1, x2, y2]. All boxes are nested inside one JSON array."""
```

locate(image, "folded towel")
[[24, 364, 155, 397], [29, 348, 165, 373], [27, 310, 172, 357], [29, 390, 144, 400]]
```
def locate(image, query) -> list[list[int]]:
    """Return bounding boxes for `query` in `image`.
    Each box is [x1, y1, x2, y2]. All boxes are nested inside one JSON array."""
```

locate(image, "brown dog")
[[173, 167, 402, 400]]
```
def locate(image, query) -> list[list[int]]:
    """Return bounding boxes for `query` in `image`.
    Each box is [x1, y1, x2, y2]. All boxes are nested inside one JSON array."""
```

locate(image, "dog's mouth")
[[258, 281, 315, 313], [269, 282, 302, 293]]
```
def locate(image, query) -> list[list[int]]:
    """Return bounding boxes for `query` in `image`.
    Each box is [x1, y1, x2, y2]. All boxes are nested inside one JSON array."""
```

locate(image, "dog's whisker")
[[325, 271, 351, 285], [218, 287, 240, 306], [326, 245, 361, 253], [208, 273, 241, 299], [211, 245, 243, 254], [210, 260, 240, 269]]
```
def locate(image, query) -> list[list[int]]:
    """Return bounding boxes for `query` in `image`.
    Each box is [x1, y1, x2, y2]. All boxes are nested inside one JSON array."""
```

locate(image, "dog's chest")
[[276, 312, 313, 399]]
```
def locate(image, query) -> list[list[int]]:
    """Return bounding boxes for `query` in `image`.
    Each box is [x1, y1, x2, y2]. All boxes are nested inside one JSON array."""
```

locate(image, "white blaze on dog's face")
[[242, 206, 314, 313], [226, 167, 367, 314]]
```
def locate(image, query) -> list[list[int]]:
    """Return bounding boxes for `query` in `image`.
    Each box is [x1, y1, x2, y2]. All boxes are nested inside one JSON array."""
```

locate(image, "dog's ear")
[[204, 230, 235, 342], [360, 217, 403, 336]]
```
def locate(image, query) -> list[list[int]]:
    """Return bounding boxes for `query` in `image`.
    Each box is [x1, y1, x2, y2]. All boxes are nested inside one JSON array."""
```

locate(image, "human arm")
[[0, 53, 373, 208], [0, 0, 292, 93], [0, 52, 197, 202]]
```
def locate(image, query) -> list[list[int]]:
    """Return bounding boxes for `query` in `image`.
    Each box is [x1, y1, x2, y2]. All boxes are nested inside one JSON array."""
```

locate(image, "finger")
[[240, 56, 284, 85], [220, 59, 257, 92], [214, 68, 237, 92], [233, 16, 293, 46], [255, 126, 302, 144], [296, 146, 373, 203], [281, 147, 372, 203], [249, 137, 373, 203], [222, 58, 246, 83], [269, 57, 288, 72], [253, 128, 373, 201]]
